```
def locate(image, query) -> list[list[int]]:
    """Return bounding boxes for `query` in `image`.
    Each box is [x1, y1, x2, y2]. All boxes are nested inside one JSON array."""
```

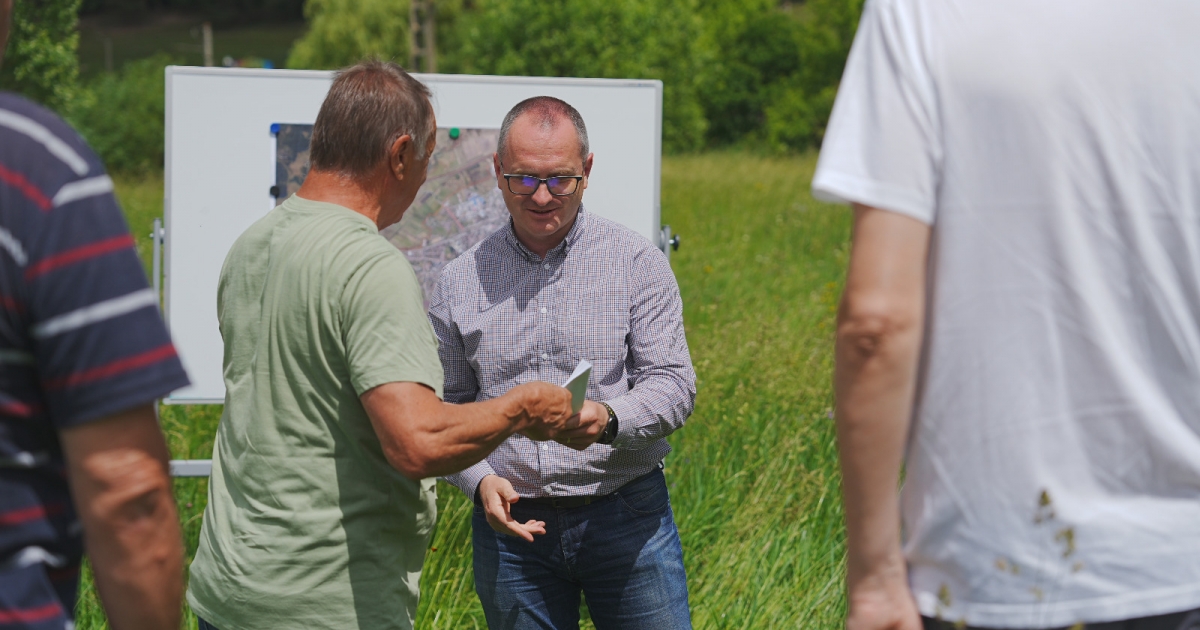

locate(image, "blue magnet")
[[270, 123, 280, 135]]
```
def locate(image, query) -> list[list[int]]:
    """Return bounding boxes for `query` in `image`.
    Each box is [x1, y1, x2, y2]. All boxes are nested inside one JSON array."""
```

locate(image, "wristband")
[[597, 402, 619, 446]]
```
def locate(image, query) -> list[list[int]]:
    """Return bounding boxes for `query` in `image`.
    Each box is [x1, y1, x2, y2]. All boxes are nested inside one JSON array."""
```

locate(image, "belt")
[[521, 494, 608, 509]]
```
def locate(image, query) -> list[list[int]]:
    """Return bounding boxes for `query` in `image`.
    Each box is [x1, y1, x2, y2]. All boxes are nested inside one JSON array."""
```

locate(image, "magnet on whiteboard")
[[449, 127, 460, 139], [270, 123, 280, 135]]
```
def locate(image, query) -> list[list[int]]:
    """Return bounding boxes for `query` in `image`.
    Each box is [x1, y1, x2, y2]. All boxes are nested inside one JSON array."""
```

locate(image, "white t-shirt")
[[813, 1, 1200, 626]]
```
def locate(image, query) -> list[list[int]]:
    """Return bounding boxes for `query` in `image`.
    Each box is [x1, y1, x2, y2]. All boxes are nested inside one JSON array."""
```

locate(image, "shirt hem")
[[915, 581, 1200, 628]]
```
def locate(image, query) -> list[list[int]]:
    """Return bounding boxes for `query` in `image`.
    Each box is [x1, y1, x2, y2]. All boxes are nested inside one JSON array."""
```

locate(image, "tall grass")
[[76, 152, 852, 628]]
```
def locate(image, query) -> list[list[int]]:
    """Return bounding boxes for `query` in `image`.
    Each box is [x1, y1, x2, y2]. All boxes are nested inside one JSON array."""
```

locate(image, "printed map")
[[274, 126, 508, 303]]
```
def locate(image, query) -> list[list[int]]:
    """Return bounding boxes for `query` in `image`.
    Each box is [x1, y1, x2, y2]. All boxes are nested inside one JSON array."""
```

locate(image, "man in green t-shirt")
[[186, 60, 576, 630]]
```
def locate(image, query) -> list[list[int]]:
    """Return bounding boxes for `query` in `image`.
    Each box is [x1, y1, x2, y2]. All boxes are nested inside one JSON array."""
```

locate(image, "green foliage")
[[69, 54, 176, 174], [699, 0, 864, 152], [287, 0, 410, 70], [441, 0, 709, 153], [0, 0, 83, 113]]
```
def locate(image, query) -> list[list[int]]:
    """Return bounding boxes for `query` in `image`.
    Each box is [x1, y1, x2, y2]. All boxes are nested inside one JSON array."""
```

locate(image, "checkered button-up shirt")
[[431, 207, 696, 498]]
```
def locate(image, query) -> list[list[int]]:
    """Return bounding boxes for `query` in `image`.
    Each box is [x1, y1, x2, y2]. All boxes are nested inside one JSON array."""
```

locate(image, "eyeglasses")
[[502, 173, 584, 196]]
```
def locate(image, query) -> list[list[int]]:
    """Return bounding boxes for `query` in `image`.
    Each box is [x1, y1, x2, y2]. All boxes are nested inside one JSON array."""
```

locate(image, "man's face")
[[494, 114, 593, 252], [0, 0, 12, 69]]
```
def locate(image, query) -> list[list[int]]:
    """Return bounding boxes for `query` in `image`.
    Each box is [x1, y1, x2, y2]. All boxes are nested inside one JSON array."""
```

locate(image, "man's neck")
[[296, 169, 386, 229], [515, 211, 579, 259]]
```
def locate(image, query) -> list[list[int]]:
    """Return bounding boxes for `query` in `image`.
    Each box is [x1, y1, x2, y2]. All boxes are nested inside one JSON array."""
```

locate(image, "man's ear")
[[390, 133, 413, 180], [493, 153, 505, 187], [581, 153, 595, 190]]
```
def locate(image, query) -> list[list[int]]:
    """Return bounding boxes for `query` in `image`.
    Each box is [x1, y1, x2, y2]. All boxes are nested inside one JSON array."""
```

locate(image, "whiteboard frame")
[[163, 66, 663, 404]]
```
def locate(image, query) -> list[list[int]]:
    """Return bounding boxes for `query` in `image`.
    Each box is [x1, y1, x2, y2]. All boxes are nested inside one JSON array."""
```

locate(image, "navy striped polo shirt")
[[0, 91, 190, 628]]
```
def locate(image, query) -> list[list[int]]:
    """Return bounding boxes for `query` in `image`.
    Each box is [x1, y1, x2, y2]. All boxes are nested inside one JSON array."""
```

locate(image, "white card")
[[562, 360, 592, 415]]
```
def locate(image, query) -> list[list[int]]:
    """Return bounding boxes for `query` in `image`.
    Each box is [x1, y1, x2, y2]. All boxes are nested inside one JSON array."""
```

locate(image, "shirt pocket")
[[553, 284, 629, 364]]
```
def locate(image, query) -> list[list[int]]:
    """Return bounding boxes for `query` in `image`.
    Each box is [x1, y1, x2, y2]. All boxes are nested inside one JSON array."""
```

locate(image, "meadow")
[[76, 151, 853, 629]]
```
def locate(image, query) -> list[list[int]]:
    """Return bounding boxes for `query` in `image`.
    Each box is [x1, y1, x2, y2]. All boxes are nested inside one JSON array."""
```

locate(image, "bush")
[[69, 55, 176, 174], [287, 0, 409, 69], [698, 0, 864, 152], [443, 0, 710, 153], [0, 0, 83, 113]]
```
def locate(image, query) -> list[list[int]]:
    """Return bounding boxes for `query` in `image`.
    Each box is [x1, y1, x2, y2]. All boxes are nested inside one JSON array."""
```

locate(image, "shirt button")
[[540, 443, 548, 450], [543, 263, 550, 270], [540, 307, 547, 314], [541, 353, 549, 360]]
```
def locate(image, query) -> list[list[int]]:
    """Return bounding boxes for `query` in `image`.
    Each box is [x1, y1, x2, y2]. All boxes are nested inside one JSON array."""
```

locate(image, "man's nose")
[[532, 182, 554, 205]]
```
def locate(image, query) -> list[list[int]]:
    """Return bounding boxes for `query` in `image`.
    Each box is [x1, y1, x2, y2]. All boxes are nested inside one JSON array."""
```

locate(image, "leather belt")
[[521, 494, 607, 509]]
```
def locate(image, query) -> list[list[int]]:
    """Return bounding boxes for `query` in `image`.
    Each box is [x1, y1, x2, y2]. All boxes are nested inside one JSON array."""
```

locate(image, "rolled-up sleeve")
[[604, 247, 697, 450]]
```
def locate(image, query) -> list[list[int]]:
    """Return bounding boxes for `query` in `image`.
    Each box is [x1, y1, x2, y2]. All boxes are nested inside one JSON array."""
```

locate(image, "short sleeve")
[[340, 247, 444, 399], [9, 104, 191, 427], [811, 0, 942, 224]]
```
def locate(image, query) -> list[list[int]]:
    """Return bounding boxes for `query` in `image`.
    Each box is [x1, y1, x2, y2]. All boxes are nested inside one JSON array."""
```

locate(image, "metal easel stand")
[[152, 217, 214, 478]]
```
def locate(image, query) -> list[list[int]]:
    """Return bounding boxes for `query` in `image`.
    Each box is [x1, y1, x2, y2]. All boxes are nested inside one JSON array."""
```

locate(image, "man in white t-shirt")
[[813, 1, 1200, 629]]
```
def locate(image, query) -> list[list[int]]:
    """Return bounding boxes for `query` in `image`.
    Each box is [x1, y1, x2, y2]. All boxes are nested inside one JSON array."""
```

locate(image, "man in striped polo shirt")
[[0, 1, 192, 628]]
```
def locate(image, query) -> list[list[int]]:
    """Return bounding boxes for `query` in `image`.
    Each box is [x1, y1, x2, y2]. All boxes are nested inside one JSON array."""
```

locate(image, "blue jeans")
[[197, 618, 219, 630], [472, 467, 692, 630]]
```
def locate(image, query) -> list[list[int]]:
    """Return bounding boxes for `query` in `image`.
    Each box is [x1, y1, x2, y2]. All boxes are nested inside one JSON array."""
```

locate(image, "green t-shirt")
[[187, 195, 444, 630]]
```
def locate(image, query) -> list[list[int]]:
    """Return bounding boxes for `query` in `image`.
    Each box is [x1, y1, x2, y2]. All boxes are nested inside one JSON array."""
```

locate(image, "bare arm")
[[835, 205, 930, 630], [362, 380, 574, 480], [60, 404, 183, 630]]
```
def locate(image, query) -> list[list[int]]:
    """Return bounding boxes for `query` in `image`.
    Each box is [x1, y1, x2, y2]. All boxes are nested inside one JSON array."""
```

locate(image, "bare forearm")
[[410, 396, 527, 477], [84, 482, 183, 630], [835, 321, 921, 584], [364, 381, 572, 480], [836, 204, 930, 589], [62, 406, 184, 630]]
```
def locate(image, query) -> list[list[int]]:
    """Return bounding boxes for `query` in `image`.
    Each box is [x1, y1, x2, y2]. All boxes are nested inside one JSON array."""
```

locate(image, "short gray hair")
[[309, 59, 434, 178], [497, 96, 589, 163]]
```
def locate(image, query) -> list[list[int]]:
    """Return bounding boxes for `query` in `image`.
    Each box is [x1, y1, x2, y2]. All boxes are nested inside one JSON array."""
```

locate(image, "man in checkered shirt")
[[430, 96, 696, 629]]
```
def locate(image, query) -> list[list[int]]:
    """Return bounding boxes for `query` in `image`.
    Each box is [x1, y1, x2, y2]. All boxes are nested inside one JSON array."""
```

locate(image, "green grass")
[[76, 151, 852, 628]]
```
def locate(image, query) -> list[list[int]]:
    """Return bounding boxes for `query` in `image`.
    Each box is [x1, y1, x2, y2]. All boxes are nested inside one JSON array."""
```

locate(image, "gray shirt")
[[430, 207, 696, 498]]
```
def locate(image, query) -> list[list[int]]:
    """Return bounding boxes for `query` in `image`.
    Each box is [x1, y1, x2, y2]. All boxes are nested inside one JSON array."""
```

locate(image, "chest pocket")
[[554, 282, 629, 364]]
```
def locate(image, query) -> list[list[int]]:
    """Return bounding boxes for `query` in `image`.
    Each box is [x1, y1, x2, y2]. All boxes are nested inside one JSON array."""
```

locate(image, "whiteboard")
[[163, 67, 663, 404]]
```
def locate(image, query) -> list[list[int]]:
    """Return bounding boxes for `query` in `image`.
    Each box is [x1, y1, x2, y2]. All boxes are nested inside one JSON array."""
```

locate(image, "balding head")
[[497, 96, 589, 164]]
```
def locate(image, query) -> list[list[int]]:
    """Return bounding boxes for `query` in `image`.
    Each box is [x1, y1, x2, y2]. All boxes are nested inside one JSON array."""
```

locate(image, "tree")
[[0, 0, 83, 113], [442, 0, 710, 153], [287, 0, 410, 69]]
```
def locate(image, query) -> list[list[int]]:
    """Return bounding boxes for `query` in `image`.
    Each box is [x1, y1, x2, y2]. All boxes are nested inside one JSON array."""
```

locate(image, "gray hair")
[[309, 59, 434, 178], [497, 96, 589, 163]]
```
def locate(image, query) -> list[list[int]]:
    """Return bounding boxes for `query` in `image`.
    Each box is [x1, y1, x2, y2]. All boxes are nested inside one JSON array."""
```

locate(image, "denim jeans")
[[197, 618, 219, 630], [472, 467, 692, 630]]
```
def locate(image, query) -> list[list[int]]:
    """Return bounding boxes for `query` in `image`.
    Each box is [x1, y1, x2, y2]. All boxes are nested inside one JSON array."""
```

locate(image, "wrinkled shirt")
[[430, 207, 696, 498]]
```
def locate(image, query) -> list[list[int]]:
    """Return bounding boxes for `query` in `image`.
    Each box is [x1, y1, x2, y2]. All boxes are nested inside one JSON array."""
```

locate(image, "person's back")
[[814, 0, 1200, 626], [0, 89, 190, 628], [188, 195, 442, 629]]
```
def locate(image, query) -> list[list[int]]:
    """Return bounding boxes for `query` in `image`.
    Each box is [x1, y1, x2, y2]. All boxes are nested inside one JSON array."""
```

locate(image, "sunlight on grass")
[[78, 151, 852, 629]]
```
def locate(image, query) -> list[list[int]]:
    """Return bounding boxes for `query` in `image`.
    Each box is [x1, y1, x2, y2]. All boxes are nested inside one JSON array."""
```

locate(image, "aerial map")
[[274, 125, 508, 303]]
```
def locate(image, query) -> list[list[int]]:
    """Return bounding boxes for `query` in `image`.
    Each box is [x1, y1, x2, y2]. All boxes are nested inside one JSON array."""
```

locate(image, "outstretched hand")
[[478, 475, 545, 542], [506, 381, 576, 441]]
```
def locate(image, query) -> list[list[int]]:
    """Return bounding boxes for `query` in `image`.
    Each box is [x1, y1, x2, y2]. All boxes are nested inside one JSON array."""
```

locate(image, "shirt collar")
[[504, 204, 589, 262]]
